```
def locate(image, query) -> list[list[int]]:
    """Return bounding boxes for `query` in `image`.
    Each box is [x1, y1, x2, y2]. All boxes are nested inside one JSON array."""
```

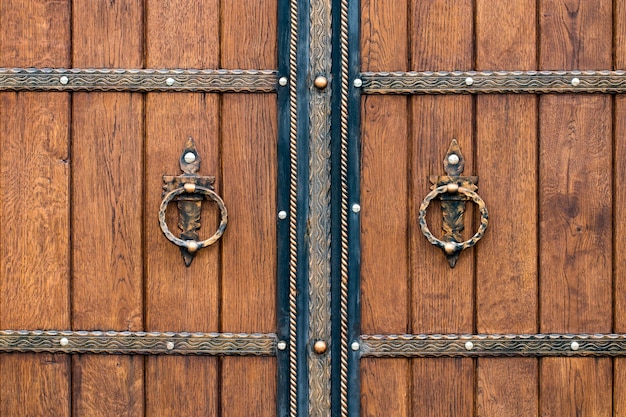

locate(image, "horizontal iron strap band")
[[360, 70, 626, 94], [360, 333, 626, 358], [0, 68, 278, 92], [0, 330, 276, 356]]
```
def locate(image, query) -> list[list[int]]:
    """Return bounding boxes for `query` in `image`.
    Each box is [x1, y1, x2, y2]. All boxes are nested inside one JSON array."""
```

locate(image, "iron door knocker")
[[418, 140, 488, 268], [159, 137, 228, 266]]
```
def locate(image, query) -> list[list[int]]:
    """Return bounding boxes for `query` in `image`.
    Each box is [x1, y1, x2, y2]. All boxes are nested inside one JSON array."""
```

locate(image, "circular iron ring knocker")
[[159, 183, 228, 253], [418, 183, 489, 256]]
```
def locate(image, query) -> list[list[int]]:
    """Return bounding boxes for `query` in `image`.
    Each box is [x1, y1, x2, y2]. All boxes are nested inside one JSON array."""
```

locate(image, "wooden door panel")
[[0, 1, 71, 416], [358, 0, 622, 416], [0, 0, 279, 415]]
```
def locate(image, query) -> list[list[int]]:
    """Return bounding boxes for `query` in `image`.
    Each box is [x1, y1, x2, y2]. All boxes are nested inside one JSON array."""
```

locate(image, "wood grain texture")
[[476, 359, 537, 417], [615, 3, 626, 413], [360, 1, 409, 414], [144, 1, 220, 415], [0, 1, 70, 415], [410, 2, 474, 415], [475, 3, 538, 415], [220, 2, 277, 416], [71, 3, 144, 415], [539, 2, 612, 415]]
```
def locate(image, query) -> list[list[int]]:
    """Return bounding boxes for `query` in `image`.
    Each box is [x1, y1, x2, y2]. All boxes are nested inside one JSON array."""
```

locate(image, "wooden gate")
[[1, 0, 626, 416]]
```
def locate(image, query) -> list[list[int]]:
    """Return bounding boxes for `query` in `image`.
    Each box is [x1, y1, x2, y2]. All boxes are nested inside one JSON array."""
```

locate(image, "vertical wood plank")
[[614, 2, 626, 415], [475, 2, 538, 416], [360, 0, 409, 415], [220, 1, 277, 415], [144, 1, 220, 415], [71, 2, 144, 416], [410, 2, 474, 416], [0, 1, 71, 416], [539, 2, 612, 415]]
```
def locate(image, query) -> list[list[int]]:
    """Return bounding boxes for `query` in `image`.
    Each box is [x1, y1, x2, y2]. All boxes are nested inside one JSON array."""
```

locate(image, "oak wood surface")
[[0, 1, 71, 416], [475, 2, 539, 415], [360, 0, 409, 415], [410, 1, 474, 416], [71, 2, 144, 415], [144, 1, 221, 415], [220, 1, 278, 415], [539, 1, 612, 416]]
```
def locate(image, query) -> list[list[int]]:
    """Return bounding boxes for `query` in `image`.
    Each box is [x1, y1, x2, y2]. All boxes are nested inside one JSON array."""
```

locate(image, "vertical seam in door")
[[406, 1, 414, 414], [68, 1, 75, 415]]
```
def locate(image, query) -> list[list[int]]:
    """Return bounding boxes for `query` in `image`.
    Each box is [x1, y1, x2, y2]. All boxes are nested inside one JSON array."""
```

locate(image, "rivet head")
[[59, 76, 69, 85], [446, 183, 459, 194], [351, 341, 360, 351], [464, 341, 474, 351], [571, 341, 580, 351], [278, 210, 288, 220], [448, 154, 460, 165], [465, 77, 474, 86], [277, 341, 287, 351], [279, 77, 288, 86], [60, 337, 69, 347], [353, 78, 363, 88], [571, 77, 580, 87], [183, 152, 196, 163], [166, 77, 175, 86], [314, 76, 328, 89], [166, 342, 175, 350], [352, 203, 361, 213], [444, 242, 457, 255], [313, 340, 328, 354], [186, 241, 199, 253], [184, 183, 196, 193]]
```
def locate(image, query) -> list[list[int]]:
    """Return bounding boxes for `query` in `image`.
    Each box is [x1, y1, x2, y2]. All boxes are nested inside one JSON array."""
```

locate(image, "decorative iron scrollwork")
[[159, 138, 228, 266], [418, 140, 488, 267]]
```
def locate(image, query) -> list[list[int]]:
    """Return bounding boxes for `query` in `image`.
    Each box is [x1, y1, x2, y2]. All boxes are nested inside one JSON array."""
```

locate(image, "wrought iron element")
[[308, 0, 333, 416], [418, 140, 488, 267], [0, 68, 278, 92], [360, 333, 626, 358], [160, 138, 227, 266], [360, 70, 626, 95], [0, 330, 276, 355]]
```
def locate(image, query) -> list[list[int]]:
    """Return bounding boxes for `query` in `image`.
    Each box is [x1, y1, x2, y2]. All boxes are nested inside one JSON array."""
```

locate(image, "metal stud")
[[351, 203, 361, 213], [279, 77, 288, 86], [59, 76, 69, 85], [571, 341, 580, 351], [448, 154, 460, 165], [353, 78, 363, 88], [277, 341, 287, 351], [183, 152, 196, 163], [166, 77, 175, 86], [571, 77, 580, 87], [278, 210, 287, 220], [465, 77, 474, 86], [60, 337, 69, 347], [351, 341, 360, 351], [166, 341, 175, 350], [313, 340, 328, 354], [464, 341, 474, 351], [184, 183, 196, 193], [314, 76, 328, 89]]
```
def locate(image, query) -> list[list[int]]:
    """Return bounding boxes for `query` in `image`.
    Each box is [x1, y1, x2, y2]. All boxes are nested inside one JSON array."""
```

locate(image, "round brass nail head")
[[186, 241, 199, 253], [314, 76, 328, 89], [444, 242, 457, 255], [184, 183, 196, 193], [313, 340, 328, 354], [446, 183, 459, 194]]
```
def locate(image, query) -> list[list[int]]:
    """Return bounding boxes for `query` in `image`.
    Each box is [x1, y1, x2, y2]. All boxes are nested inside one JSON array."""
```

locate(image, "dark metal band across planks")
[[359, 70, 626, 94], [360, 333, 626, 357], [0, 68, 278, 92], [0, 330, 276, 356]]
